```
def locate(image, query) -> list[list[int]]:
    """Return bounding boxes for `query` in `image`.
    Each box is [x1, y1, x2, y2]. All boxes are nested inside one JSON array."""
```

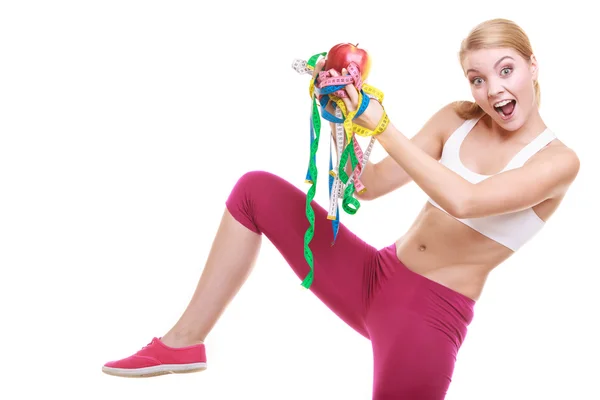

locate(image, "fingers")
[[329, 69, 353, 112], [320, 65, 360, 114], [342, 68, 359, 108], [311, 57, 326, 81]]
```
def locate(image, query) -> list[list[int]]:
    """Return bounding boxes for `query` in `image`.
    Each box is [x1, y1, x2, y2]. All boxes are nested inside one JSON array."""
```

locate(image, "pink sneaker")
[[102, 337, 207, 377]]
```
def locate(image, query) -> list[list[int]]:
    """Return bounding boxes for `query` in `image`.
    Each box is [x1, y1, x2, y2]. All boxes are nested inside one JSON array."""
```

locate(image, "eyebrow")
[[466, 55, 515, 75]]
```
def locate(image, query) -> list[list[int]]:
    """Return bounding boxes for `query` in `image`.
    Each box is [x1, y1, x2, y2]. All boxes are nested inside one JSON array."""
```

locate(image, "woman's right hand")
[[311, 57, 337, 116]]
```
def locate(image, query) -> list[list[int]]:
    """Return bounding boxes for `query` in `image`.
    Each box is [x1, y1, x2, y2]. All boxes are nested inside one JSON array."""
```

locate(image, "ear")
[[530, 54, 539, 80]]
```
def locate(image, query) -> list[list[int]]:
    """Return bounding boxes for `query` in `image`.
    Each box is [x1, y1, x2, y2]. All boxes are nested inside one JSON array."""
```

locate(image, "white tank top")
[[427, 115, 557, 251]]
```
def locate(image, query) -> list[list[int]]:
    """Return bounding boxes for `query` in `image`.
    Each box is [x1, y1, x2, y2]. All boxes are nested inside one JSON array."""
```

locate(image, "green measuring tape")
[[292, 52, 389, 289]]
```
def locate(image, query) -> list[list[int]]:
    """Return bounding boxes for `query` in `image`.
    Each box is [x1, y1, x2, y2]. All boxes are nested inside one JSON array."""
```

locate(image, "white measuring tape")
[[292, 53, 388, 289], [293, 58, 377, 221]]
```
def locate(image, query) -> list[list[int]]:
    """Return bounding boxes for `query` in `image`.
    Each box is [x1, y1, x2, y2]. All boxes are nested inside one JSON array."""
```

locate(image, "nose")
[[487, 78, 505, 98]]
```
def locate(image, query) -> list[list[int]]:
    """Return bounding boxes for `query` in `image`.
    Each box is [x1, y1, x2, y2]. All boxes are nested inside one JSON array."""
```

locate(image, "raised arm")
[[324, 101, 460, 201], [312, 60, 460, 202], [355, 103, 462, 200]]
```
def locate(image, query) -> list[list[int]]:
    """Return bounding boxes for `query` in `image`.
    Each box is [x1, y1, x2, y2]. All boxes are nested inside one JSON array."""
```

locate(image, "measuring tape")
[[292, 52, 389, 289]]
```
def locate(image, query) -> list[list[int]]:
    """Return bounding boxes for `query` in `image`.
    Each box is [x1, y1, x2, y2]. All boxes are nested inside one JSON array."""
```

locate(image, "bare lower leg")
[[161, 209, 261, 347]]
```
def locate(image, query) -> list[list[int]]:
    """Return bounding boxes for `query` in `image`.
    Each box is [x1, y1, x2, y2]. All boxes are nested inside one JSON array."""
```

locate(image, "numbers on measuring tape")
[[292, 53, 389, 289]]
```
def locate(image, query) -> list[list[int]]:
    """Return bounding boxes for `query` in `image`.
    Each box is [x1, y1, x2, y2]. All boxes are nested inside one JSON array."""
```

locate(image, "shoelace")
[[140, 338, 156, 351]]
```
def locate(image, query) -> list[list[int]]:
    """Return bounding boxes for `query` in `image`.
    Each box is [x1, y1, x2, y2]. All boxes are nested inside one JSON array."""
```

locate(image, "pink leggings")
[[225, 171, 475, 400]]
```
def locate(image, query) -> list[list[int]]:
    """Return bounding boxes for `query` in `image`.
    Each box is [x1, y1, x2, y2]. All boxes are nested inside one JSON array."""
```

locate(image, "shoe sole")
[[102, 362, 207, 378]]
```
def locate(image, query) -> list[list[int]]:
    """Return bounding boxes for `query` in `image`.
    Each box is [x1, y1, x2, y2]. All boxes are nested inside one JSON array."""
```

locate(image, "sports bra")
[[427, 114, 557, 251]]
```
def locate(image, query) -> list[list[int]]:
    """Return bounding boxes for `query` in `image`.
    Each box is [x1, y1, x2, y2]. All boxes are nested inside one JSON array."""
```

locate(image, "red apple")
[[324, 43, 371, 81]]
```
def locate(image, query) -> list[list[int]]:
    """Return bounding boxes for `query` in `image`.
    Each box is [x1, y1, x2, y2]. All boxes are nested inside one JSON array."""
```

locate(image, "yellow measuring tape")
[[292, 54, 389, 289]]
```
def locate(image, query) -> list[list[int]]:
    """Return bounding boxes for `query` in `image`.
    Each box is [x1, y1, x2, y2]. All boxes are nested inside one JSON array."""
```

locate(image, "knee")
[[235, 170, 276, 188], [225, 171, 273, 234], [229, 170, 265, 203], [226, 170, 281, 224], [231, 170, 284, 198]]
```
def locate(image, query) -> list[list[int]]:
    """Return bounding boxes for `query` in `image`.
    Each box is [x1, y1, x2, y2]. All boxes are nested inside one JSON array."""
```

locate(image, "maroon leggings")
[[225, 171, 475, 400]]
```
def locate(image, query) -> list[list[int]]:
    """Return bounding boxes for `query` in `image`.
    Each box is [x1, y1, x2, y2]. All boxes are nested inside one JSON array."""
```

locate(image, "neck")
[[487, 107, 546, 143]]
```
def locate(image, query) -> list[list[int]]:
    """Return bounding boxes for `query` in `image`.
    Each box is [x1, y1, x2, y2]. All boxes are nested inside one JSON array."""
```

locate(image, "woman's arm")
[[333, 70, 580, 218], [454, 145, 580, 218], [326, 103, 454, 201], [375, 114, 580, 218], [356, 103, 460, 200], [375, 121, 470, 216], [320, 67, 459, 201], [314, 59, 407, 201]]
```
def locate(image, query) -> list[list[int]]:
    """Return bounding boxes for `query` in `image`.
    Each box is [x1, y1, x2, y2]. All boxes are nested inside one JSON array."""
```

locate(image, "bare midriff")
[[394, 197, 560, 301]]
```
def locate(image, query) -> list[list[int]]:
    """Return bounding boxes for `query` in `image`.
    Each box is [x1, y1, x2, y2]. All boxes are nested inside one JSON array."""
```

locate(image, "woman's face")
[[462, 47, 538, 131]]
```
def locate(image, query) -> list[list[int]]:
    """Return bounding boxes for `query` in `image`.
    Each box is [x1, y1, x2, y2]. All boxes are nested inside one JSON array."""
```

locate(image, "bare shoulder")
[[431, 101, 465, 123], [528, 137, 581, 196], [431, 101, 473, 141], [539, 138, 580, 172], [438, 101, 468, 121], [402, 101, 467, 160]]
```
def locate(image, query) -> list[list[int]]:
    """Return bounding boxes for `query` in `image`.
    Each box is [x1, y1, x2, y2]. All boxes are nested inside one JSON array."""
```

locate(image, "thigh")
[[370, 313, 460, 399], [366, 246, 475, 399], [225, 170, 379, 337]]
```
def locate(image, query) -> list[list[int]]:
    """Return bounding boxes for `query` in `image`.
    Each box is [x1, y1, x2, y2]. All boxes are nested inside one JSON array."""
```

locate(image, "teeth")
[[494, 99, 512, 108]]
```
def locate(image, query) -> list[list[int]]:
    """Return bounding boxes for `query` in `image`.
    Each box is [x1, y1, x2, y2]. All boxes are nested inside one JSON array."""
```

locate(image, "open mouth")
[[494, 99, 516, 120]]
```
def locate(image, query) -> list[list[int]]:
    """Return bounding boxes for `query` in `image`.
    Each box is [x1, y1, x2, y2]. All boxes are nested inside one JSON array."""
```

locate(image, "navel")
[[418, 244, 427, 252]]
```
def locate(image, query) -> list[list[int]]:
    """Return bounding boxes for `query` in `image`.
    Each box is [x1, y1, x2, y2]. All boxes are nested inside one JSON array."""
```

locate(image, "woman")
[[102, 18, 580, 399]]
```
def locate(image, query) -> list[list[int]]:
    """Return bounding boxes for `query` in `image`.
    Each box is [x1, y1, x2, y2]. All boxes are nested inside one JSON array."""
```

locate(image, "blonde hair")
[[454, 18, 541, 120]]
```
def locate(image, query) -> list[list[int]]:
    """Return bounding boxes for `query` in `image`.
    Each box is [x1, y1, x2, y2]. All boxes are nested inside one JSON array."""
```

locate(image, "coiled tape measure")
[[292, 52, 389, 289]]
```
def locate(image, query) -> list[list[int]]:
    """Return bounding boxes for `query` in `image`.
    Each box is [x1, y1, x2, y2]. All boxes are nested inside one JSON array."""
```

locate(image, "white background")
[[1, 1, 598, 399]]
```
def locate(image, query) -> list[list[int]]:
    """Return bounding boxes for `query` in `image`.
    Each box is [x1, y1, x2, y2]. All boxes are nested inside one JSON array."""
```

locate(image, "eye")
[[501, 67, 513, 76], [471, 77, 484, 85]]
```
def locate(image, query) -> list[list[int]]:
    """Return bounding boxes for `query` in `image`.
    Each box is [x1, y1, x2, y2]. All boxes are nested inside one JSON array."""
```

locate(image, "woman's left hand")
[[328, 68, 386, 132]]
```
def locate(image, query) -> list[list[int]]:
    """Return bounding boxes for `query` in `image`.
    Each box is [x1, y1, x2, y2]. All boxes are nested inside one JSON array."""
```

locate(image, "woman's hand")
[[311, 58, 334, 115], [328, 68, 386, 132]]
